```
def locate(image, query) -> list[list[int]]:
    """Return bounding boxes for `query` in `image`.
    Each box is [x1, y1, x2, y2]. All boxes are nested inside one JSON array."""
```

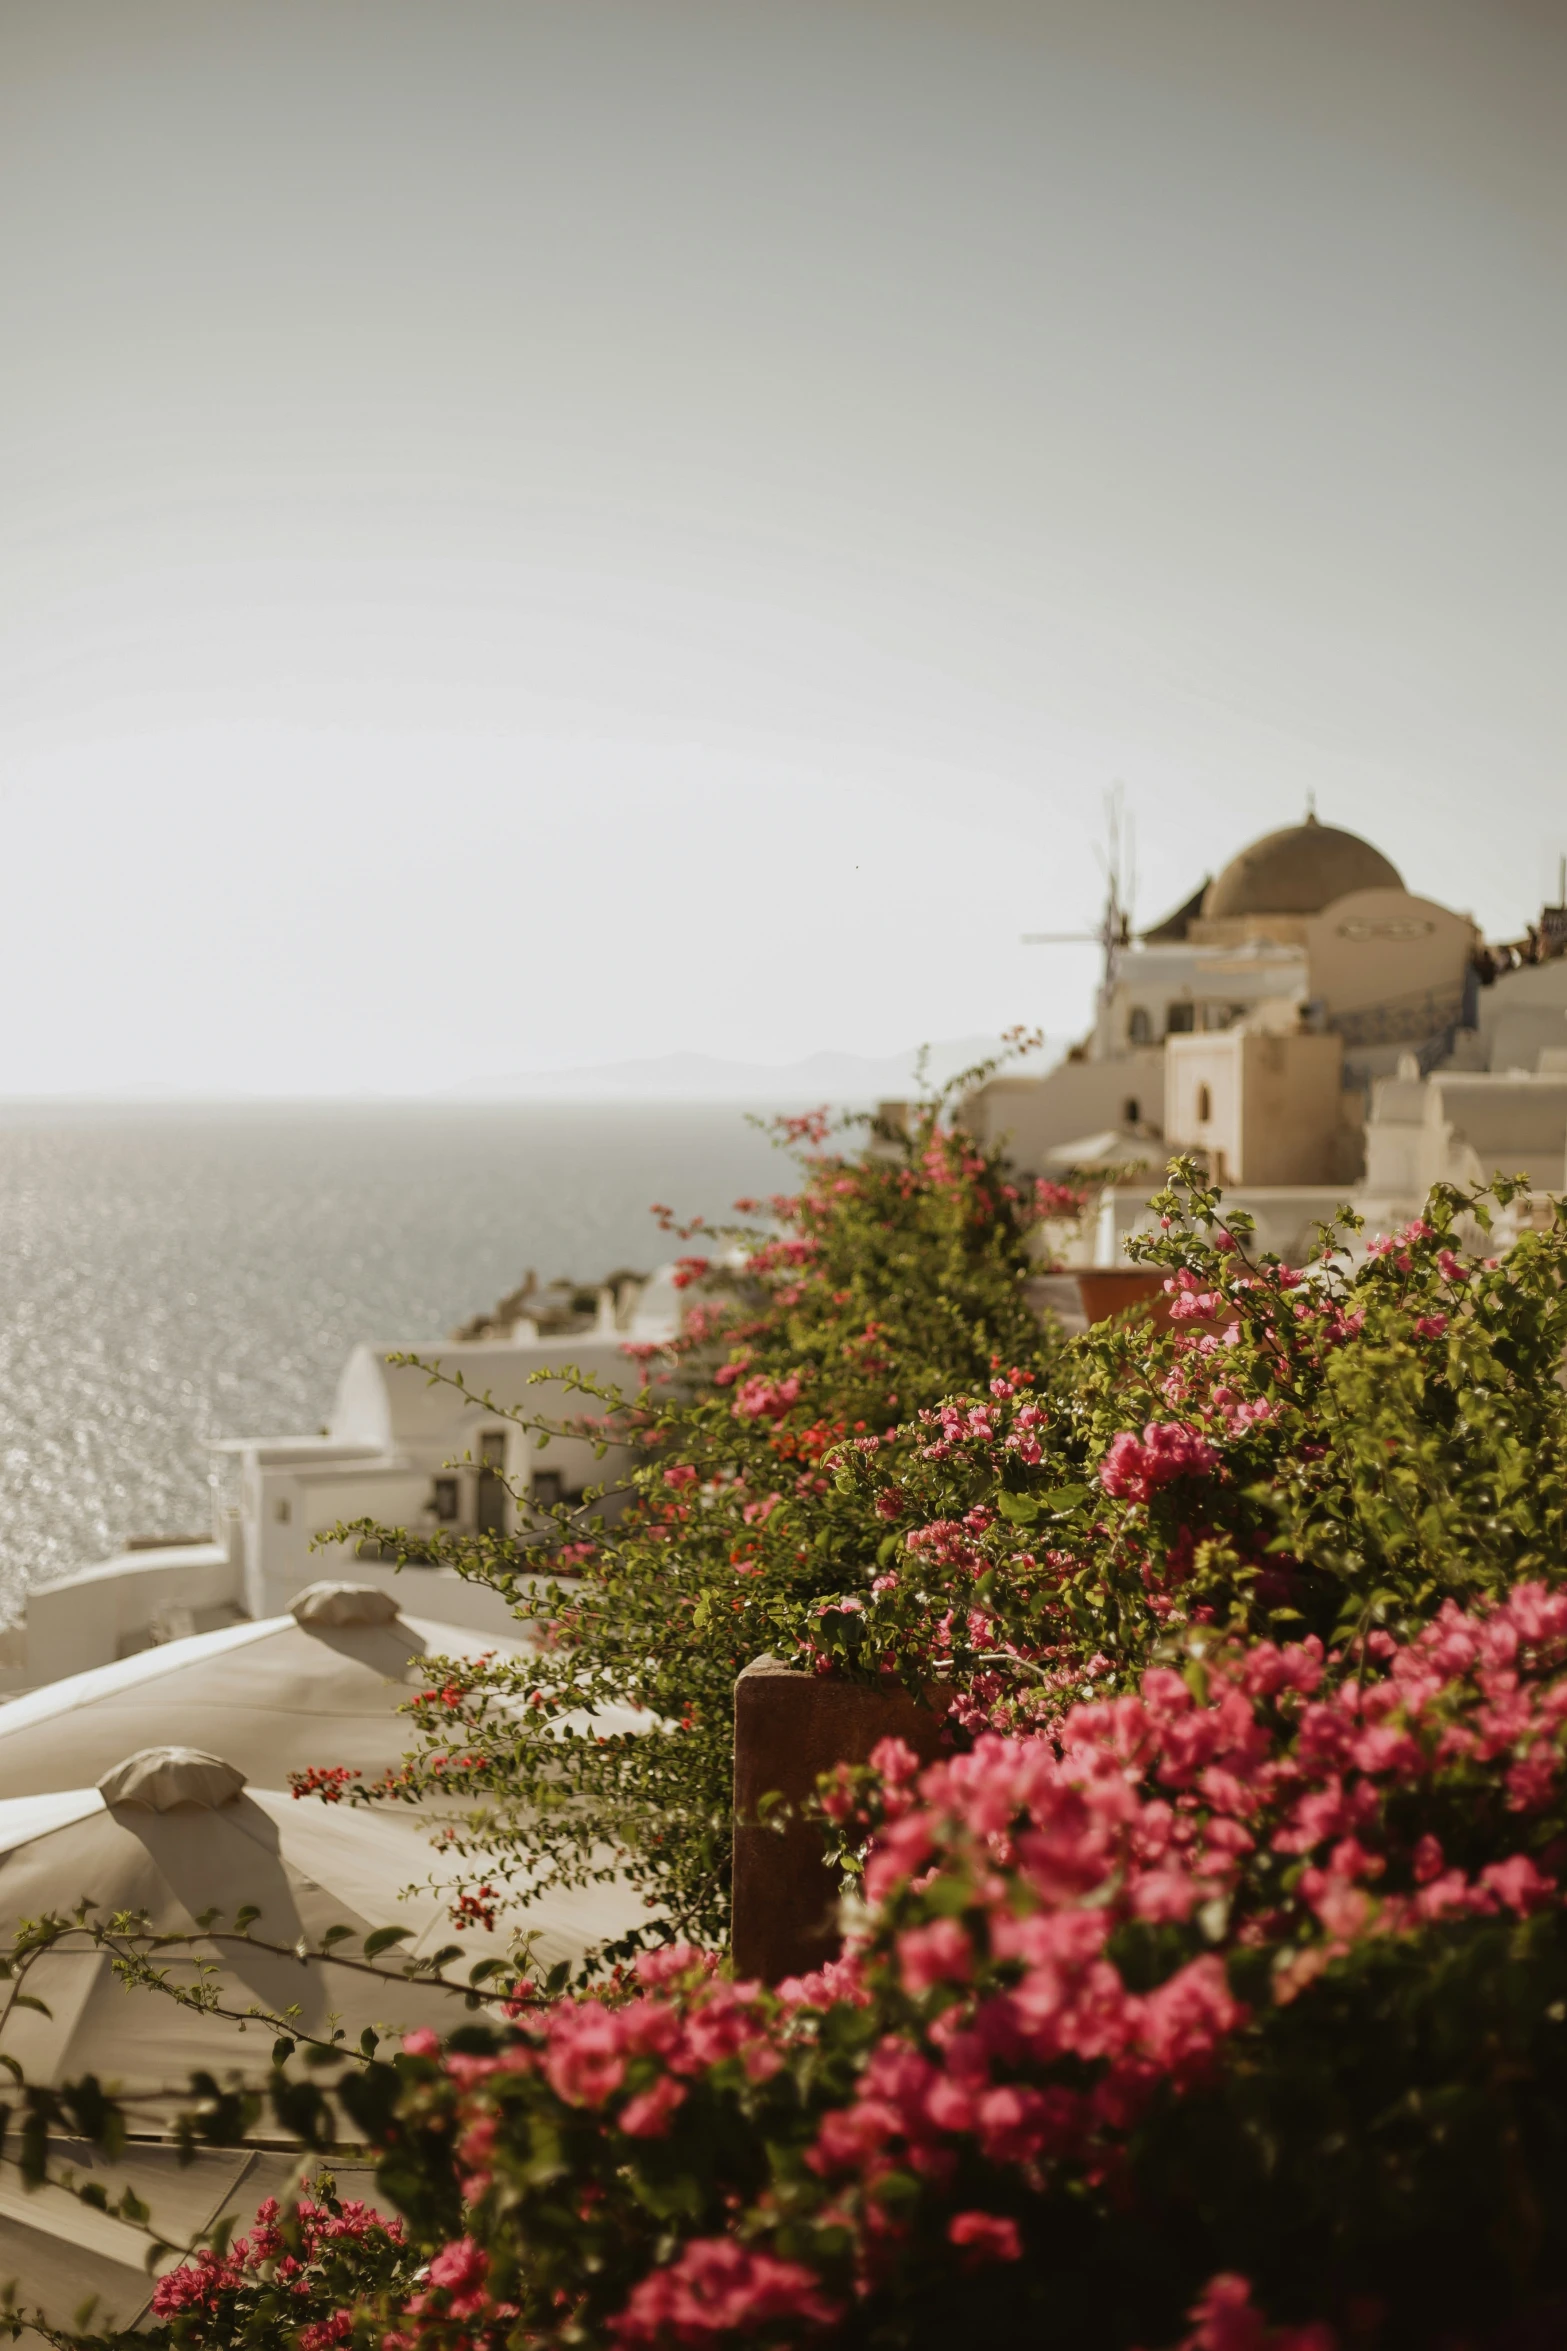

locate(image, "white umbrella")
[[0, 2140, 385, 2339], [0, 1583, 537, 1802], [0, 1747, 644, 2105]]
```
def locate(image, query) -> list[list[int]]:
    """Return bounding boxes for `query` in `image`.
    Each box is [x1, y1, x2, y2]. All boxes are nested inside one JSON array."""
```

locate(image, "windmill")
[[1022, 787, 1136, 1026]]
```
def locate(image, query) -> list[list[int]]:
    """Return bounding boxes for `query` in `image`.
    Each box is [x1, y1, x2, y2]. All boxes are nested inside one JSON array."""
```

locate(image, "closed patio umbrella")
[[0, 1740, 649, 2334], [0, 2140, 385, 2340], [0, 1747, 646, 2102], [0, 1583, 544, 1800]]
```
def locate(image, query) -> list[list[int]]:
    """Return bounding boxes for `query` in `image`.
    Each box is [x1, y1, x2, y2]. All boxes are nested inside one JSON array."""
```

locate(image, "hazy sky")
[[1, 0, 1563, 1094]]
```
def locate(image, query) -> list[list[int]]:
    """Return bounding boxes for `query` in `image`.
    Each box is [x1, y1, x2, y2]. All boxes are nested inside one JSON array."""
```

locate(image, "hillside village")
[[959, 810, 1567, 1267], [7, 812, 1566, 1693], [2, 814, 1567, 2334]]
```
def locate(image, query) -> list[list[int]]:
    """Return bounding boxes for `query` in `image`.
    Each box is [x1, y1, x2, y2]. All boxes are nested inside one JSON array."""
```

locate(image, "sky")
[[0, 0, 1563, 1095]]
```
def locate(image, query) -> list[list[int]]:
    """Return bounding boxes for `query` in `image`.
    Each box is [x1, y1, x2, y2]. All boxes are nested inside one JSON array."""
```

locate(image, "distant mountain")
[[448, 1037, 1064, 1104]]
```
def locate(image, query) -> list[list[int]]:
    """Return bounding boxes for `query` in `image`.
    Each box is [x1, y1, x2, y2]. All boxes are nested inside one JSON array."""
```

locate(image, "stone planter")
[[731, 1656, 947, 1983], [729, 1272, 1184, 1979]]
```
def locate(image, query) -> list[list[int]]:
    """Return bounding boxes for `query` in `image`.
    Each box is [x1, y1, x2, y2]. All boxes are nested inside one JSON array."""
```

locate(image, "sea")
[[0, 1101, 797, 1616]]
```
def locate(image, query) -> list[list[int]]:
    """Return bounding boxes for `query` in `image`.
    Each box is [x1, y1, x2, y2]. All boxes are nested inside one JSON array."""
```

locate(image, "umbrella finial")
[[292, 1583, 403, 1629], [98, 1747, 247, 1811]]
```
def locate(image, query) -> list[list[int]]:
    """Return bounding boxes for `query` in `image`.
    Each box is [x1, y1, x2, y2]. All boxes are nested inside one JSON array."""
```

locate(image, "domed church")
[[1199, 815, 1403, 925], [1100, 808, 1476, 1071], [963, 809, 1567, 1264]]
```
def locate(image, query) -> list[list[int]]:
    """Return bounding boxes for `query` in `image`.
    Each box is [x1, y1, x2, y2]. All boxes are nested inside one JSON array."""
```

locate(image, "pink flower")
[[1035, 1179, 1086, 1218], [1138, 1955, 1246, 2077], [620, 2073, 689, 2137], [947, 2210, 1023, 2264], [543, 2003, 629, 2106], [635, 1942, 709, 1987], [732, 1373, 802, 1423], [150, 2250, 242, 2316], [775, 1954, 869, 2012], [870, 1736, 921, 1785], [808, 2098, 902, 2174], [1174, 2271, 1337, 2351], [1099, 1423, 1218, 1505], [1480, 1853, 1556, 1915], [421, 2234, 493, 2318], [428, 2237, 488, 2294], [897, 1917, 973, 1993], [400, 2027, 440, 2058], [974, 2082, 1069, 2162], [1411, 1834, 1445, 1885], [298, 2316, 355, 2350], [612, 2238, 840, 2343]]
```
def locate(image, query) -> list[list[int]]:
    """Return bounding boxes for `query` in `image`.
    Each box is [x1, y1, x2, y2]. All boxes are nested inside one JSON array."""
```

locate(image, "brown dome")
[[1202, 816, 1402, 921]]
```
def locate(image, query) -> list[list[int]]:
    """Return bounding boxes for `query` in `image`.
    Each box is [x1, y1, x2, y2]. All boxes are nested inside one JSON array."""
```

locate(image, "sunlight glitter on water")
[[0, 1102, 792, 1612]]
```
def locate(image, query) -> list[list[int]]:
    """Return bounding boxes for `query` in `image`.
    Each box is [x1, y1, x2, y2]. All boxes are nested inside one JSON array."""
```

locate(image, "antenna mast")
[[1020, 786, 1136, 1037], [1094, 784, 1133, 1014]]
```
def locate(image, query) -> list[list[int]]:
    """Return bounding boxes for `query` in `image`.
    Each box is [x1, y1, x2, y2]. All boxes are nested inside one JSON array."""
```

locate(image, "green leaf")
[[362, 1926, 414, 1961]]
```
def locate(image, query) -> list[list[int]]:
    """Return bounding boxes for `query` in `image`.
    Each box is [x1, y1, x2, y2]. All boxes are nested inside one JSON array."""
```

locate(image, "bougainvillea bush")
[[16, 1093, 1567, 2350], [138, 2186, 416, 2350], [801, 1167, 1567, 1722], [320, 1137, 1567, 1972], [133, 1575, 1567, 2349], [308, 1052, 1083, 1955], [352, 1573, 1567, 2350]]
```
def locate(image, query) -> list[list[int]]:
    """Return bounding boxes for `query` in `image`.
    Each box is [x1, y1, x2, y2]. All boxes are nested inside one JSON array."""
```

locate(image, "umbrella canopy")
[[0, 1584, 538, 1800], [0, 1749, 645, 2104], [0, 2141, 385, 2339]]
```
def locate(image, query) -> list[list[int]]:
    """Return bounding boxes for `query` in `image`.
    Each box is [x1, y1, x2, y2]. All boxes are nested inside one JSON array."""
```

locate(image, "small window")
[[1166, 1002, 1195, 1034], [1197, 1083, 1212, 1123], [273, 1497, 291, 1525], [532, 1470, 565, 1510], [431, 1476, 459, 1523], [477, 1430, 509, 1535], [1127, 1006, 1152, 1046], [1123, 1097, 1140, 1126]]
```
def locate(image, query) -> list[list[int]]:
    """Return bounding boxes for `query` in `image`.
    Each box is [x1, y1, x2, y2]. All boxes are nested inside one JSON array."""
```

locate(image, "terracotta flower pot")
[[1071, 1267, 1173, 1328]]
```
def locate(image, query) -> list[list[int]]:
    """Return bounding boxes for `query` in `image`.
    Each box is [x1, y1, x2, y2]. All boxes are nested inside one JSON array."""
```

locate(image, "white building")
[[10, 1279, 685, 1690], [16, 820, 1567, 1687], [222, 1326, 642, 1625], [963, 813, 1567, 1264]]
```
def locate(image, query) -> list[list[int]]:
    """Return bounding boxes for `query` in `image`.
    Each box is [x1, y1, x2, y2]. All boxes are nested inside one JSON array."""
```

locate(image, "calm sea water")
[[0, 1102, 794, 1612]]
